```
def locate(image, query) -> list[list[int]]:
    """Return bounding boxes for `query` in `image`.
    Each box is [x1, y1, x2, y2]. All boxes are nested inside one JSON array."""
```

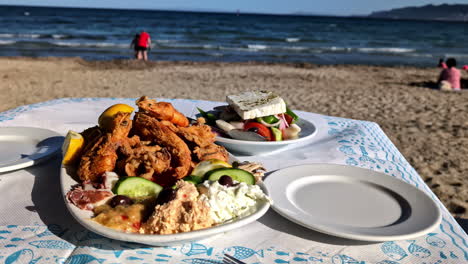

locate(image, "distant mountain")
[[369, 4, 468, 22]]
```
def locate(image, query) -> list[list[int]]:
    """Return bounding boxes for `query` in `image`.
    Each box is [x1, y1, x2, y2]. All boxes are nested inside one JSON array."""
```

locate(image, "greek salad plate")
[[264, 164, 441, 241], [0, 127, 63, 173], [215, 118, 317, 156], [60, 166, 270, 246]]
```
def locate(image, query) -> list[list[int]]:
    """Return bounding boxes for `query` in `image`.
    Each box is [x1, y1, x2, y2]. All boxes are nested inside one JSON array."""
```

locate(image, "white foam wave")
[[0, 33, 42, 39], [329, 46, 351, 52], [155, 39, 173, 43], [219, 46, 250, 52], [52, 34, 67, 39], [283, 46, 308, 51], [324, 46, 415, 54], [18, 34, 41, 38], [358, 47, 415, 53], [0, 40, 15, 45], [286, 38, 300, 42], [247, 44, 268, 50], [443, 53, 468, 59], [55, 41, 127, 49]]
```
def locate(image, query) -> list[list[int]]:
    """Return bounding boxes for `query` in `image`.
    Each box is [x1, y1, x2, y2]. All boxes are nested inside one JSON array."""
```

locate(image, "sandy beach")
[[1, 57, 467, 218]]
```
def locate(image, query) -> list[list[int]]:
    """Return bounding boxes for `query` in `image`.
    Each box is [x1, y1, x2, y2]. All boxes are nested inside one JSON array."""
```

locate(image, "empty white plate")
[[215, 118, 317, 156], [0, 127, 63, 173], [264, 164, 441, 241]]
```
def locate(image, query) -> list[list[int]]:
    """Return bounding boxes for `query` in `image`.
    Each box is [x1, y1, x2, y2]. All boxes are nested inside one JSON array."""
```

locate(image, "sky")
[[1, 0, 467, 16]]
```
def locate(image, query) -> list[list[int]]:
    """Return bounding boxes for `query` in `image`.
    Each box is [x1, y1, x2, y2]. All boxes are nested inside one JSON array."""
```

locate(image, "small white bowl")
[[215, 119, 317, 156]]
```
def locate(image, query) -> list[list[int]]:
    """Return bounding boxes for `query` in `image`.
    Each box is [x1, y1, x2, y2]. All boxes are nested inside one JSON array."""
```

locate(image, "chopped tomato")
[[121, 215, 129, 220], [244, 122, 273, 141], [283, 113, 294, 125]]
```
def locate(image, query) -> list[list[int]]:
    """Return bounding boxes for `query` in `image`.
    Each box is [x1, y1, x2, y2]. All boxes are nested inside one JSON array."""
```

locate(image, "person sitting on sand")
[[135, 31, 151, 61], [130, 33, 140, 59], [437, 58, 461, 91]]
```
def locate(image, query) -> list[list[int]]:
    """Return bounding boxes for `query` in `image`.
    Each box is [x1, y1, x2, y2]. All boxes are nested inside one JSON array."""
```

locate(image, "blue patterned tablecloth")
[[0, 98, 466, 264]]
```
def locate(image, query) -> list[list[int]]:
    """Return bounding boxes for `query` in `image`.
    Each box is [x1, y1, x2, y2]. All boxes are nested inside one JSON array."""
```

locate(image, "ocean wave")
[[157, 42, 214, 50], [54, 41, 128, 49], [443, 53, 468, 59], [18, 34, 41, 38], [0, 40, 15, 45], [357, 47, 415, 53], [0, 33, 106, 40], [0, 33, 41, 39], [0, 33, 15, 38], [247, 44, 268, 50], [52, 34, 67, 39], [0, 33, 42, 39], [0, 40, 127, 49], [286, 38, 300, 42], [155, 39, 174, 43], [323, 46, 415, 54]]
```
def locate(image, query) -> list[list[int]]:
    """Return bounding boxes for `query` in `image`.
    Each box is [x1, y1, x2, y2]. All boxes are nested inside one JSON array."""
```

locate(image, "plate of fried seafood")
[[60, 96, 271, 246]]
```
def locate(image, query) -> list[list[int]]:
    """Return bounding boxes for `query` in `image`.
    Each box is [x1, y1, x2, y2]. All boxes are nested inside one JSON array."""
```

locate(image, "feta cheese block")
[[226, 91, 286, 120]]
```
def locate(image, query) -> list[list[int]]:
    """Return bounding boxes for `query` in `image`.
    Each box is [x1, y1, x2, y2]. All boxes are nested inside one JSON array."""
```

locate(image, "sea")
[[0, 5, 467, 66]]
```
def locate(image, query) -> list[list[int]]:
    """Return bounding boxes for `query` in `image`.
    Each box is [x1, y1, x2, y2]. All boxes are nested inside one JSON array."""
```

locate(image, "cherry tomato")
[[244, 122, 273, 141]]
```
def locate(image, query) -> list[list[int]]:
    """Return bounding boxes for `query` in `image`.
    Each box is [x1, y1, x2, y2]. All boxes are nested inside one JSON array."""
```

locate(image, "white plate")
[[60, 166, 270, 246], [264, 164, 441, 241], [0, 127, 63, 173], [215, 118, 317, 155]]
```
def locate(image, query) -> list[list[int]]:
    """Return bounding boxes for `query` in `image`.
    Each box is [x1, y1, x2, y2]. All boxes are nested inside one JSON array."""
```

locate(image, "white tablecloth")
[[0, 97, 467, 264]]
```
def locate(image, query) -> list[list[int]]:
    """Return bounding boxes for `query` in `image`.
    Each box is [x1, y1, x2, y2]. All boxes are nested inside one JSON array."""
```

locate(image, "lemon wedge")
[[98, 103, 134, 131], [191, 159, 232, 178], [62, 130, 85, 165]]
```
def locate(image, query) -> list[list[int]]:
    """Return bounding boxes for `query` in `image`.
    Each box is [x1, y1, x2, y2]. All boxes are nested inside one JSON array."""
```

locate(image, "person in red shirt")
[[134, 31, 151, 61]]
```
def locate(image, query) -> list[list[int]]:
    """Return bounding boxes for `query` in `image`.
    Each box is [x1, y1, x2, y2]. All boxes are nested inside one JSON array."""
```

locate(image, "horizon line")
[[0, 4, 368, 17]]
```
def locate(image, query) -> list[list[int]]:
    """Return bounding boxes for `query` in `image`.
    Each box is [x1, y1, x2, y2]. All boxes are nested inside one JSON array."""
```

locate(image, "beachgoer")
[[437, 58, 461, 91], [136, 31, 151, 61], [438, 58, 447, 69], [463, 65, 468, 71], [130, 34, 140, 59]]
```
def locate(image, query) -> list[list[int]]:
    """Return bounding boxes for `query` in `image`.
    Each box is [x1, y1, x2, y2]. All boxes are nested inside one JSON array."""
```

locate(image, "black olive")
[[218, 175, 234, 187], [247, 127, 259, 133], [109, 195, 133, 208], [156, 188, 177, 205]]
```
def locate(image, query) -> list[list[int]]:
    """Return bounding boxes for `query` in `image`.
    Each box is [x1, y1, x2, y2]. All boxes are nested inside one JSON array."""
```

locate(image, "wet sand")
[[1, 57, 467, 218]]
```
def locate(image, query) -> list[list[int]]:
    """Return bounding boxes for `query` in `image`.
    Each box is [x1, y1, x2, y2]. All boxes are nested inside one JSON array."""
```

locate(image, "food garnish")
[[191, 159, 232, 178], [112, 177, 163, 198], [98, 103, 135, 131], [62, 130, 85, 165], [205, 168, 255, 185]]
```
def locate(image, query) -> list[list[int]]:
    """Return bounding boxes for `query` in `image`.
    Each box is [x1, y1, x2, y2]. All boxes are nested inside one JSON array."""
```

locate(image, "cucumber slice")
[[270, 127, 283, 141], [183, 175, 204, 184], [205, 168, 255, 185], [112, 177, 163, 198]]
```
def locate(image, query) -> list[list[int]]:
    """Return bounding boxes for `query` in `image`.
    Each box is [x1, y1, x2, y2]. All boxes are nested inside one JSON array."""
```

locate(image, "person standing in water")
[[130, 33, 140, 59], [135, 31, 151, 61]]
